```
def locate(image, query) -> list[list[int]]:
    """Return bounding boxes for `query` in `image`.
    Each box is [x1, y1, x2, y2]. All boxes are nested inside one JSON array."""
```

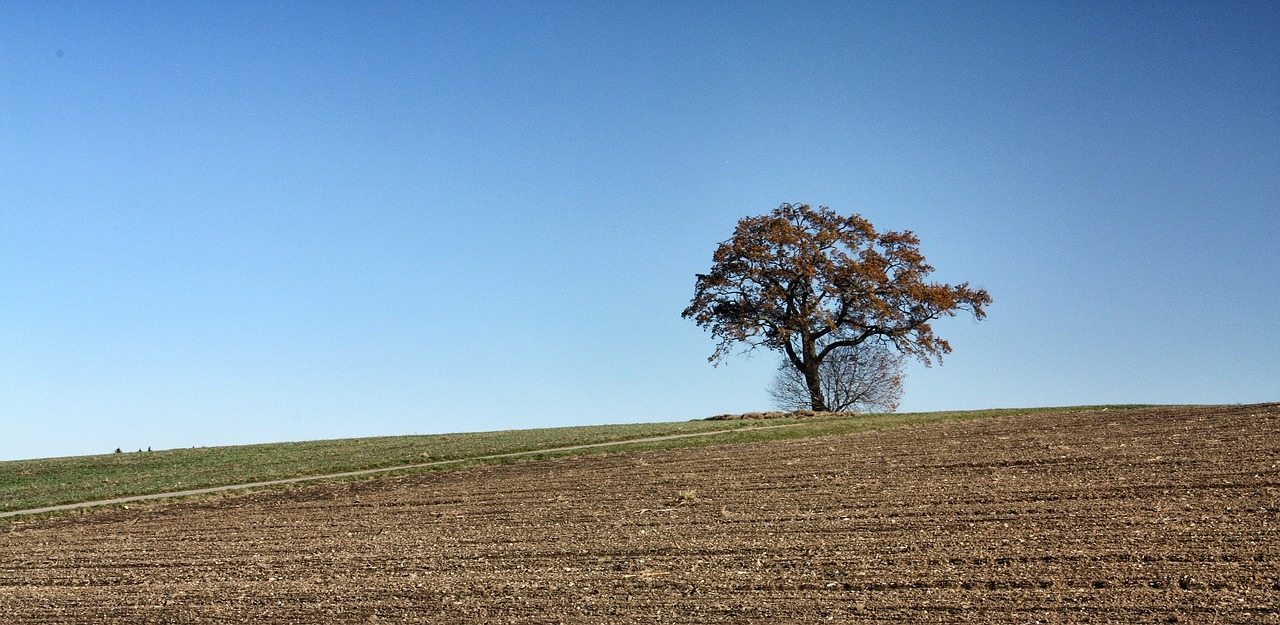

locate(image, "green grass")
[[0, 405, 1151, 514]]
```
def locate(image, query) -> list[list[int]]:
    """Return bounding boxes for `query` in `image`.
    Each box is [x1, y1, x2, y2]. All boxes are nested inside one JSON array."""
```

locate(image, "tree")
[[768, 338, 904, 413], [682, 203, 991, 412]]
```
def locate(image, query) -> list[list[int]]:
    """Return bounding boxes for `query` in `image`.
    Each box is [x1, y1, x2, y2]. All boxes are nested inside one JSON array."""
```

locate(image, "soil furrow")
[[2, 404, 1277, 623]]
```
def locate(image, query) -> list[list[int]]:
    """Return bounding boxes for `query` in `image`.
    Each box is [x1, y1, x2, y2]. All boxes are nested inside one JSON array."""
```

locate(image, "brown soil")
[[2, 404, 1278, 623]]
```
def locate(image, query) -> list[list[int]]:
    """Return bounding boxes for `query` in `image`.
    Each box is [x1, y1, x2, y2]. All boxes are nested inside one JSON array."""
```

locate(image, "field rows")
[[2, 404, 1278, 623]]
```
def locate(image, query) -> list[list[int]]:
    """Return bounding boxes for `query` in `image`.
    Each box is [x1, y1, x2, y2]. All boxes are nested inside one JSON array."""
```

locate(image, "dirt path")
[[2, 404, 1277, 623], [0, 423, 803, 519]]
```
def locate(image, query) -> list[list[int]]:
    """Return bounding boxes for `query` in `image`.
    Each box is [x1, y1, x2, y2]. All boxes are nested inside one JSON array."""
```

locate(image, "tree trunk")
[[800, 360, 829, 412], [796, 335, 829, 412]]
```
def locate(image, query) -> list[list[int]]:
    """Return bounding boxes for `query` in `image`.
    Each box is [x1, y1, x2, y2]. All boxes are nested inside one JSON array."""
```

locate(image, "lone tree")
[[682, 203, 991, 412], [768, 338, 904, 413]]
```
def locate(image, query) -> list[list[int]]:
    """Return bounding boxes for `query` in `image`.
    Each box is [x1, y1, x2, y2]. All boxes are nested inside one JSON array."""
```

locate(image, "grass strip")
[[0, 405, 1149, 514]]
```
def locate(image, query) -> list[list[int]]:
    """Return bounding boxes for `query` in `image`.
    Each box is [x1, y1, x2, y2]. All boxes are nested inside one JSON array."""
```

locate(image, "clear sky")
[[3, 2, 1277, 461]]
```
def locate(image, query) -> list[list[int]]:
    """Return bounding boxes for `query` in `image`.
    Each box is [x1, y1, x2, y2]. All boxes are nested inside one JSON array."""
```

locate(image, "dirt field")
[[2, 404, 1277, 623]]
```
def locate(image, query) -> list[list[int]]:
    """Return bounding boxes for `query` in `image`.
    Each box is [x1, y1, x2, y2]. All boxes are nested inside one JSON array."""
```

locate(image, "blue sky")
[[2, 1, 1277, 461]]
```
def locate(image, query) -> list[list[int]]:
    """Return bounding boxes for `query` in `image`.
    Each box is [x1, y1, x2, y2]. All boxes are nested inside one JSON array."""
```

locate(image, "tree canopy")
[[682, 203, 991, 411]]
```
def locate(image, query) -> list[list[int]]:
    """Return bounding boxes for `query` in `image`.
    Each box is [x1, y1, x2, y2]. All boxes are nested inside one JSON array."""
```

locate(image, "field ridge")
[[1, 405, 1149, 515], [0, 422, 805, 519]]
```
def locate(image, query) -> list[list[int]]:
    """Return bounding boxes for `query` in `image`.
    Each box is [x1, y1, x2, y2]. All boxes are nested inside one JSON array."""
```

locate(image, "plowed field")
[[3, 404, 1278, 623]]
